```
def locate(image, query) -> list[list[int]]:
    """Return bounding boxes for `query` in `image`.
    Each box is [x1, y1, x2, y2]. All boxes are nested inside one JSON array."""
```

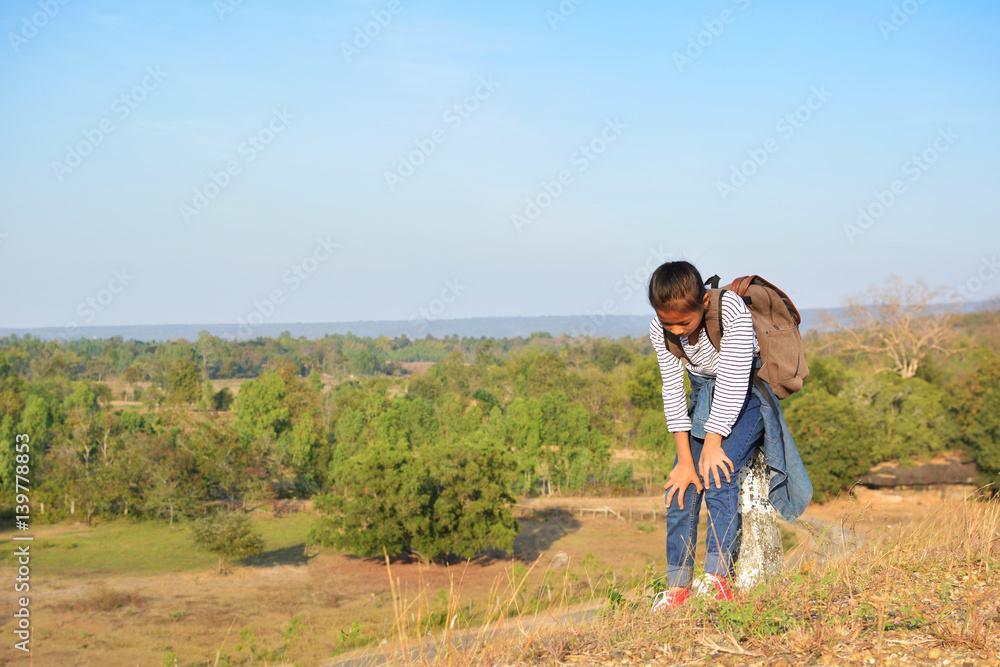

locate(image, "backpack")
[[662, 275, 809, 400]]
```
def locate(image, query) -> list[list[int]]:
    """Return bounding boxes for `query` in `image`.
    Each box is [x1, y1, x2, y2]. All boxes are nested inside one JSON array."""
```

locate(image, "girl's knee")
[[665, 488, 701, 512]]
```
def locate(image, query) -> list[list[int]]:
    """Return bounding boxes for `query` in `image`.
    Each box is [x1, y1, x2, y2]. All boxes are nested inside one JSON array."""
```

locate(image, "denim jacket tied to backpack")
[[686, 360, 813, 522]]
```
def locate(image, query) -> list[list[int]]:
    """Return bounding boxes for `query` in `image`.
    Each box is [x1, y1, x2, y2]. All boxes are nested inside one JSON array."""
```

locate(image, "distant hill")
[[1, 309, 838, 343]]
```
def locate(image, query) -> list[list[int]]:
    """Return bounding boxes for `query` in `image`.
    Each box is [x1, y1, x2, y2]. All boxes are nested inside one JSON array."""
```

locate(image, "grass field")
[[0, 499, 689, 665], [1, 494, 994, 666]]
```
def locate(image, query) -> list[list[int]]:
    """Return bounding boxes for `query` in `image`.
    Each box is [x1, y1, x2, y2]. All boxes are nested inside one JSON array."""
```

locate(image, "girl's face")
[[655, 293, 710, 339]]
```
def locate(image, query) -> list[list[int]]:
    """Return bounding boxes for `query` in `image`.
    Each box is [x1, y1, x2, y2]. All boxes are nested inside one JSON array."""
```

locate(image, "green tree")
[[492, 391, 608, 495], [234, 372, 290, 442], [190, 509, 266, 573], [625, 354, 662, 411], [351, 348, 385, 376], [167, 359, 201, 405], [595, 342, 632, 373], [632, 409, 676, 494], [189, 417, 279, 509], [784, 389, 873, 501], [950, 351, 1000, 488], [838, 372, 951, 462], [140, 432, 203, 528], [412, 433, 519, 560], [313, 434, 519, 562], [212, 387, 235, 411], [312, 443, 428, 558]]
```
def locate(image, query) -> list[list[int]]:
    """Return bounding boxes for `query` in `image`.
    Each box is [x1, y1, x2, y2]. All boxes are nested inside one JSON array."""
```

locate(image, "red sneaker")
[[692, 573, 734, 601], [651, 587, 690, 611]]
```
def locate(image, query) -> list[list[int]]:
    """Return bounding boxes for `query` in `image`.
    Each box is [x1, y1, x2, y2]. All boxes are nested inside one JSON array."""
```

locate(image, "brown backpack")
[[663, 275, 809, 400]]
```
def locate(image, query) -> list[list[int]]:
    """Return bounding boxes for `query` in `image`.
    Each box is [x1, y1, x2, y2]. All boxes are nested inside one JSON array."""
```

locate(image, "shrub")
[[190, 509, 266, 573]]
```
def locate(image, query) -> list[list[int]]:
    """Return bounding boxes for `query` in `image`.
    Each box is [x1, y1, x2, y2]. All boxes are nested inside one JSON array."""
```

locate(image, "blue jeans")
[[664, 383, 764, 587]]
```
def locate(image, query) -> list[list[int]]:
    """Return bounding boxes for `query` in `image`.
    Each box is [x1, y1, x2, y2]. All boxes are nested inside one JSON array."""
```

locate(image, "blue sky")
[[2, 0, 998, 331]]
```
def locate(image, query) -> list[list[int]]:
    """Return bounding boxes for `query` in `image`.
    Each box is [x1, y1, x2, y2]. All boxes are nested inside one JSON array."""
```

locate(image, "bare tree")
[[819, 275, 955, 378]]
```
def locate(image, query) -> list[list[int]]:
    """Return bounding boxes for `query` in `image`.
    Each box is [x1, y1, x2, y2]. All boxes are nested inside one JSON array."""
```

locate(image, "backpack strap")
[[704, 288, 724, 352], [663, 330, 689, 363], [662, 288, 726, 361]]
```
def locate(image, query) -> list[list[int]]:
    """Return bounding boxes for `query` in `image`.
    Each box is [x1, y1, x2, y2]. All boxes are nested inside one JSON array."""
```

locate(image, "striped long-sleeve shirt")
[[648, 290, 760, 437]]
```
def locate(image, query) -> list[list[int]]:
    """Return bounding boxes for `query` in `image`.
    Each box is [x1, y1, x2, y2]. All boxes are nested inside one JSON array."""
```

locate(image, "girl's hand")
[[698, 440, 734, 489], [664, 461, 703, 509]]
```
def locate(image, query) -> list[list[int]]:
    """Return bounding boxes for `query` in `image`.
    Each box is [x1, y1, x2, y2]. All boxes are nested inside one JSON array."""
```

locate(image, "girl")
[[646, 261, 763, 609]]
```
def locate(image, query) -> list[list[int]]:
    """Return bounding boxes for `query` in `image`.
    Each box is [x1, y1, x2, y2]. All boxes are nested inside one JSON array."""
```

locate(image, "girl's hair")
[[648, 261, 706, 312]]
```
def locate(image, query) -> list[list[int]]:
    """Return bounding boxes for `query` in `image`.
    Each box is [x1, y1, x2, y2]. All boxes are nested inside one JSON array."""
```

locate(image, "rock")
[[928, 648, 942, 660], [734, 449, 783, 590], [859, 457, 978, 486]]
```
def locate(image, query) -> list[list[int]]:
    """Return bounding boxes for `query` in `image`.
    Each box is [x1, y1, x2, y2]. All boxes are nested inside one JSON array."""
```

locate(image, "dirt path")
[[325, 603, 602, 667]]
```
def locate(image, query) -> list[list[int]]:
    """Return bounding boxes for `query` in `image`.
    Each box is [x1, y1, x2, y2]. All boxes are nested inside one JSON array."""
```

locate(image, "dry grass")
[[343, 493, 1000, 666], [4, 495, 997, 665], [73, 581, 147, 613]]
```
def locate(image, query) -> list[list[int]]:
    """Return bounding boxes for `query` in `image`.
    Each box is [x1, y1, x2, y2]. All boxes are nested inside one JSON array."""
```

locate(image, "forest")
[[1, 281, 997, 563]]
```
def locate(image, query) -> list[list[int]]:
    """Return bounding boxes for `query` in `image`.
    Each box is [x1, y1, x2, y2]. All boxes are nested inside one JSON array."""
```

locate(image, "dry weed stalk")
[[344, 496, 1000, 666]]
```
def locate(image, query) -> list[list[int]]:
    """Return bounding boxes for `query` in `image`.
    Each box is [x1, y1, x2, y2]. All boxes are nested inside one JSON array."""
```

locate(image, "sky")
[[2, 0, 999, 334]]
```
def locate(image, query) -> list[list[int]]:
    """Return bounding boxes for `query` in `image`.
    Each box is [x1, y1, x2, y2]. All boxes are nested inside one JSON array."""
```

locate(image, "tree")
[[848, 373, 951, 462], [196, 330, 221, 379], [140, 432, 203, 529], [820, 276, 954, 378], [491, 391, 608, 495], [312, 443, 429, 558], [594, 342, 632, 373], [412, 433, 519, 560], [189, 417, 280, 509], [190, 509, 266, 574], [312, 434, 519, 562], [625, 354, 662, 411], [632, 409, 677, 494], [950, 350, 1000, 489], [351, 348, 385, 376], [199, 379, 214, 411], [474, 339, 496, 367], [167, 359, 201, 405], [783, 389, 873, 501], [234, 372, 290, 442], [212, 387, 235, 411]]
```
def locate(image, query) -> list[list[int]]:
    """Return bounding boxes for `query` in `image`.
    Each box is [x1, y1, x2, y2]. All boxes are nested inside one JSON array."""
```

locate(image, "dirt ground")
[[0, 489, 963, 666], [0, 507, 672, 665]]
